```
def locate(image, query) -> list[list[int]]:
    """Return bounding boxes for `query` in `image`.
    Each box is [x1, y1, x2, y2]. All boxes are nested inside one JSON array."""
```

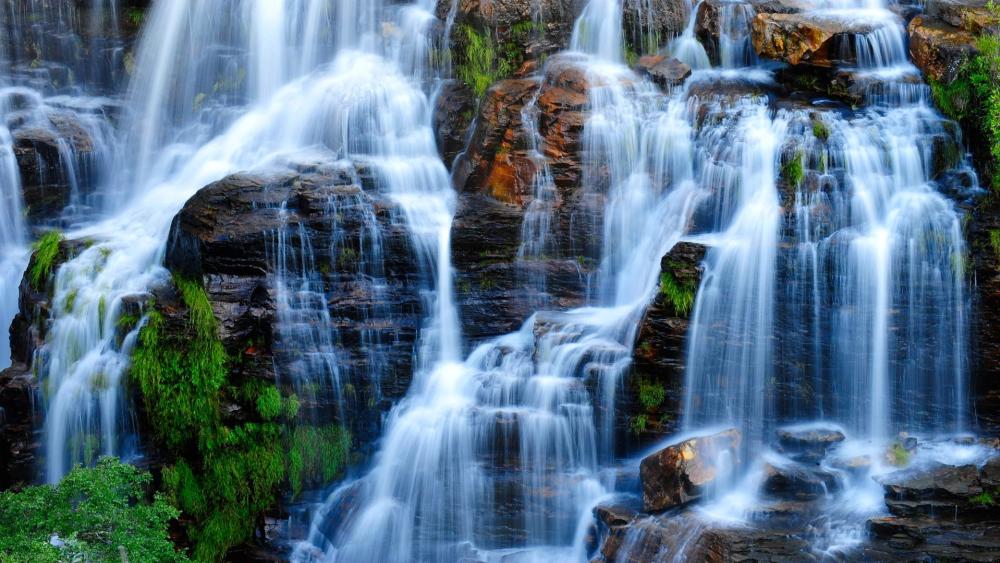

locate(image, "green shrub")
[[782, 151, 805, 187], [0, 458, 187, 562]]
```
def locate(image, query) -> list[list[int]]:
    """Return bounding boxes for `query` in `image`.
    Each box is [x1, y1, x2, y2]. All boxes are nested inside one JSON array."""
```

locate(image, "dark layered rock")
[[970, 196, 1000, 435], [639, 428, 741, 512], [0, 236, 83, 487], [165, 169, 423, 448], [761, 459, 840, 500], [623, 0, 690, 52], [775, 424, 845, 463], [11, 113, 99, 224], [865, 456, 1000, 559], [625, 243, 706, 448], [434, 81, 476, 169]]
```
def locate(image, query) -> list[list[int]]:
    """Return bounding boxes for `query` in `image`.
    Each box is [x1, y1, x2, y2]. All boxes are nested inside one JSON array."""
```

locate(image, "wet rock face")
[[0, 238, 82, 487], [11, 113, 99, 225], [908, 15, 979, 83], [639, 428, 741, 512], [165, 169, 423, 447], [438, 0, 577, 64], [623, 0, 690, 51], [866, 457, 1000, 559], [750, 12, 884, 67], [624, 243, 705, 451], [434, 81, 476, 169], [451, 55, 598, 343], [695, 0, 805, 64]]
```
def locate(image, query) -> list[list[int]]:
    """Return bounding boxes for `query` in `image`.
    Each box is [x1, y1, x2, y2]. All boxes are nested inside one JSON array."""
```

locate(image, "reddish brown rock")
[[635, 55, 692, 89], [639, 428, 742, 512], [751, 12, 883, 67], [908, 15, 979, 83]]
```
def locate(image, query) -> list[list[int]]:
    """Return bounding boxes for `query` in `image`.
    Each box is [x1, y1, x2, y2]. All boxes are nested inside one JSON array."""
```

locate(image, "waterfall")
[[34, 0, 457, 482], [0, 98, 27, 370]]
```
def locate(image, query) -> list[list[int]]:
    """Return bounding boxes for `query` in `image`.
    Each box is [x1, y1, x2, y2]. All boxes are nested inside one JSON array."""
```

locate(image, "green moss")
[[812, 119, 830, 141], [660, 269, 696, 317], [971, 490, 996, 506], [133, 275, 354, 560], [455, 25, 516, 98], [63, 288, 78, 313], [990, 229, 1000, 260], [256, 387, 282, 420], [782, 151, 805, 187], [29, 230, 63, 289], [630, 414, 648, 436], [287, 425, 351, 498], [888, 441, 911, 467], [638, 381, 666, 412], [337, 247, 358, 269]]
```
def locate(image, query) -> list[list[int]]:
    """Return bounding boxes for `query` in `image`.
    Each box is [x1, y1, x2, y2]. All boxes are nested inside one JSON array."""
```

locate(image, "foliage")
[[811, 119, 830, 141], [638, 381, 666, 412], [0, 458, 187, 562], [660, 266, 696, 317], [971, 490, 996, 506], [454, 25, 517, 98], [630, 414, 648, 436], [133, 275, 350, 560], [930, 19, 1000, 190], [287, 425, 352, 498], [990, 229, 1000, 260], [888, 441, 911, 467], [131, 276, 226, 452], [29, 230, 63, 289], [782, 151, 805, 187]]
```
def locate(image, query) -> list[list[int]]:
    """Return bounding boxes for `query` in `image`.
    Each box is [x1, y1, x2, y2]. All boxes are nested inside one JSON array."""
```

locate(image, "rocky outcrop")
[[909, 15, 979, 83], [639, 428, 741, 512], [11, 112, 100, 225], [623, 0, 690, 52], [751, 12, 885, 67], [775, 424, 845, 463], [451, 55, 598, 342], [0, 236, 82, 487], [865, 456, 1000, 558], [434, 81, 476, 169], [695, 0, 806, 64], [165, 168, 423, 448]]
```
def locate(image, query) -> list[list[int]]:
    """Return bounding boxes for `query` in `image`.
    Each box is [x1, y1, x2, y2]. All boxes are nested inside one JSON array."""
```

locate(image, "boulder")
[[877, 460, 1000, 519], [639, 428, 741, 512], [761, 459, 840, 500], [750, 12, 885, 67], [776, 423, 845, 462], [635, 55, 692, 89], [12, 113, 99, 224], [908, 15, 979, 83], [695, 0, 807, 64]]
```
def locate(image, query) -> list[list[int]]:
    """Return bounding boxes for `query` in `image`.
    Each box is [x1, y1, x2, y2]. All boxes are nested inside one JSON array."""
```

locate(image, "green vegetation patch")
[[638, 381, 666, 412], [930, 19, 1000, 190], [782, 151, 806, 187], [134, 275, 350, 560], [454, 25, 522, 98], [660, 265, 697, 317], [0, 458, 187, 562], [29, 230, 63, 289]]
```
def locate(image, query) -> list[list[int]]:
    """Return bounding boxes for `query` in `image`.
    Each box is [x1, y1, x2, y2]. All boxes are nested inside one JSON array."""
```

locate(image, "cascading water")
[[34, 0, 458, 482], [2, 0, 986, 560]]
